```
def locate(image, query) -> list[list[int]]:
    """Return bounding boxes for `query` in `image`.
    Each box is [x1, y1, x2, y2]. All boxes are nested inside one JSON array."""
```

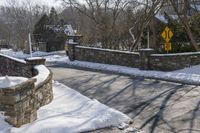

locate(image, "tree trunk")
[[169, 0, 200, 51]]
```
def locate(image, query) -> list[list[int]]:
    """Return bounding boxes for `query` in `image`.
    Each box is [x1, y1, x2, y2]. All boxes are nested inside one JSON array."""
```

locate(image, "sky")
[[0, 0, 62, 7]]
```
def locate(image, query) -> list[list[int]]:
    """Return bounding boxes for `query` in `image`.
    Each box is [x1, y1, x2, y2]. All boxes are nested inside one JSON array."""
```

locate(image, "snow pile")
[[174, 65, 200, 75], [46, 55, 68, 64], [0, 112, 10, 133], [0, 76, 28, 88], [45, 55, 200, 85], [0, 49, 65, 59], [0, 81, 131, 133], [33, 65, 50, 85]]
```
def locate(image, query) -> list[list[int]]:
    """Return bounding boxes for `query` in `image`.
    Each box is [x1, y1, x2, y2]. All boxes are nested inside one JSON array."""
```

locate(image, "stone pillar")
[[25, 57, 46, 66], [68, 41, 78, 61], [0, 78, 37, 127], [25, 57, 46, 77], [139, 49, 155, 70]]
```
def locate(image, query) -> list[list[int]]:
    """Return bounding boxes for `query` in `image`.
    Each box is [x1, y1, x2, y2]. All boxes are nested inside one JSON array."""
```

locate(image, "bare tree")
[[168, 0, 200, 51], [129, 0, 164, 51], [0, 0, 49, 49], [60, 0, 130, 49]]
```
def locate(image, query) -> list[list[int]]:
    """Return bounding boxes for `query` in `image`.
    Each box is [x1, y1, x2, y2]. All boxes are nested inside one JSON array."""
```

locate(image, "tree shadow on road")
[[50, 65, 200, 133]]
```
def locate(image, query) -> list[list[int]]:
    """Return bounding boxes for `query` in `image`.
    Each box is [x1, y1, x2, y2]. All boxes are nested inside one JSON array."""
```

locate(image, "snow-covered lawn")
[[0, 81, 131, 133]]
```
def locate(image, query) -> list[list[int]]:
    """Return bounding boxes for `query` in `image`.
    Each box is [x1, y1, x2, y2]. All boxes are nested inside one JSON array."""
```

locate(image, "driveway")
[[49, 65, 200, 133]]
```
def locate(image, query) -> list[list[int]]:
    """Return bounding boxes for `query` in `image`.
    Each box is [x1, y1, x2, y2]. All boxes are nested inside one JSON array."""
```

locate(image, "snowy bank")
[[0, 81, 131, 133], [0, 49, 65, 59], [33, 65, 51, 86], [45, 55, 200, 85]]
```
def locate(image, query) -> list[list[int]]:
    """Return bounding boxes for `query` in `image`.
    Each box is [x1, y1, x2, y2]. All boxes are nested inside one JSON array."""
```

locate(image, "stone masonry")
[[0, 54, 53, 127], [68, 44, 200, 71], [149, 52, 200, 71], [0, 78, 37, 127], [74, 46, 141, 68]]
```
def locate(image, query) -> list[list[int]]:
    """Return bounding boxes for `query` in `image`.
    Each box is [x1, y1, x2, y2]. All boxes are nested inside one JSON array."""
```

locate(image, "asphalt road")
[[49, 65, 200, 133]]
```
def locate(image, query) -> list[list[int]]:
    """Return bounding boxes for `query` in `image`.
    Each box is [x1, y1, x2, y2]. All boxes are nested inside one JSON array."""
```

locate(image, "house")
[[156, 0, 200, 23], [35, 24, 76, 52]]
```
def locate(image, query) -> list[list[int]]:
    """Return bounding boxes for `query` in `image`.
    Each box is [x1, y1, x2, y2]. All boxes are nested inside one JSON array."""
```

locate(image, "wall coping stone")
[[0, 53, 26, 64], [76, 46, 139, 55], [151, 52, 200, 56], [0, 78, 36, 93]]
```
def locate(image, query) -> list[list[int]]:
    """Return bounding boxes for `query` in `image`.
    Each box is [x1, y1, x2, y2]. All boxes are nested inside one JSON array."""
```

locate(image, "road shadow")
[[49, 66, 200, 133]]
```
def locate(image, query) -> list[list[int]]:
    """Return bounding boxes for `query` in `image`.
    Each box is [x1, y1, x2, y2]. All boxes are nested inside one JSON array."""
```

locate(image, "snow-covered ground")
[[0, 81, 132, 133], [1, 49, 200, 132], [0, 76, 28, 88], [0, 49, 65, 59], [45, 55, 200, 85]]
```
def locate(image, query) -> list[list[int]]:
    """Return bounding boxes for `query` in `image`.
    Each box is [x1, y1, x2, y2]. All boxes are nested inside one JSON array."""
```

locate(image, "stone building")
[[34, 24, 76, 52]]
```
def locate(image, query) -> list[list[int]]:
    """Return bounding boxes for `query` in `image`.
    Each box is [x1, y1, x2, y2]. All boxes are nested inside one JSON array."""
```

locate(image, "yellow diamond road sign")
[[162, 26, 173, 42], [164, 42, 172, 51]]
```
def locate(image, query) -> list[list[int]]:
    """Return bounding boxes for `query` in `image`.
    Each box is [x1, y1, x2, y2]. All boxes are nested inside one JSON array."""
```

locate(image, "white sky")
[[0, 0, 62, 7]]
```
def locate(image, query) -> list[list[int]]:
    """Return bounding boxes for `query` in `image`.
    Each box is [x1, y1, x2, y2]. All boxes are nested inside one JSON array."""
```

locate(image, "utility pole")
[[28, 33, 32, 57], [147, 27, 150, 49]]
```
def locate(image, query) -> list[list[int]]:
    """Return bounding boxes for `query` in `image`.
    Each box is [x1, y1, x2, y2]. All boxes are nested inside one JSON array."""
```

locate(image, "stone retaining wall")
[[149, 52, 200, 71], [0, 54, 53, 127], [75, 46, 140, 68], [0, 78, 36, 127], [0, 54, 31, 77], [33, 70, 53, 110], [67, 44, 200, 71]]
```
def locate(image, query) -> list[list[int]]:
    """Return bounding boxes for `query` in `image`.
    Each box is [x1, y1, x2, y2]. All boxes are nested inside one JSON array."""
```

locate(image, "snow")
[[191, 4, 200, 11], [0, 53, 26, 63], [2, 48, 200, 85], [33, 65, 50, 86], [0, 76, 28, 88], [45, 55, 200, 85], [26, 57, 44, 60], [151, 52, 200, 56], [76, 46, 139, 55], [140, 48, 154, 51], [0, 112, 10, 133], [175, 65, 200, 75], [0, 49, 65, 59], [0, 81, 131, 133], [155, 14, 168, 23]]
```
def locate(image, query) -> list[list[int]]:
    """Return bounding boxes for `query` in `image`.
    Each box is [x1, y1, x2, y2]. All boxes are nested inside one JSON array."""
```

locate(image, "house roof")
[[46, 24, 75, 36]]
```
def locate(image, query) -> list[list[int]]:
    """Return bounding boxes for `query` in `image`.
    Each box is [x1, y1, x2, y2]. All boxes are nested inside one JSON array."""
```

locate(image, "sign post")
[[161, 26, 173, 53], [28, 33, 32, 57]]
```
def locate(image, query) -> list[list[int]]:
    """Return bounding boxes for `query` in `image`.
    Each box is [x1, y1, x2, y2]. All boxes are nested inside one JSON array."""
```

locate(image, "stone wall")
[[0, 78, 36, 127], [149, 52, 200, 71], [68, 44, 200, 71], [0, 54, 53, 127], [0, 54, 32, 77], [33, 70, 53, 110], [75, 46, 140, 68]]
